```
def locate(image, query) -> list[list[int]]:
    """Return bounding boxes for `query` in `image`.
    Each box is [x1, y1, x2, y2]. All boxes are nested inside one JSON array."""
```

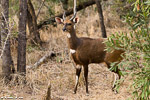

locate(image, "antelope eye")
[[67, 23, 72, 25]]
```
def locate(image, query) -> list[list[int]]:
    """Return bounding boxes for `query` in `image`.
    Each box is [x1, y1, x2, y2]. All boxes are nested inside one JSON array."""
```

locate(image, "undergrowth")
[[105, 0, 150, 100]]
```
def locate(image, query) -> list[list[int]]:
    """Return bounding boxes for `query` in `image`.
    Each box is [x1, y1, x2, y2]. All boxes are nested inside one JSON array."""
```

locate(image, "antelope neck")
[[67, 29, 80, 50]]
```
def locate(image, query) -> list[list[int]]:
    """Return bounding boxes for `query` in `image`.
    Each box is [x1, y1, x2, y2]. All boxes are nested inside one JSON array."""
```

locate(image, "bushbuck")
[[55, 0, 124, 95]]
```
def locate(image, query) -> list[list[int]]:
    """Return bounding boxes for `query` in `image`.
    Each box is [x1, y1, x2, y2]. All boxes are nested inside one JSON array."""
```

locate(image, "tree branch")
[[36, 0, 45, 19], [27, 52, 56, 69], [37, 0, 96, 29]]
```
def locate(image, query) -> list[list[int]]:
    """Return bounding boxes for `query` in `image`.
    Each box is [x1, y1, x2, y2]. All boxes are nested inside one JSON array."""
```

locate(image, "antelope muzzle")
[[62, 24, 67, 31]]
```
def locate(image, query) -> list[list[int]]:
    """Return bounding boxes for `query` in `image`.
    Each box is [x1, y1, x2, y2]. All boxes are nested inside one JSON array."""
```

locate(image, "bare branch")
[[0, 12, 14, 59], [36, 0, 46, 19], [37, 0, 96, 29]]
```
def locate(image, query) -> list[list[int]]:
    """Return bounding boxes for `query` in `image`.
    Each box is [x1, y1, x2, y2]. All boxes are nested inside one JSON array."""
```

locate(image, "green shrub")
[[105, 0, 150, 100]]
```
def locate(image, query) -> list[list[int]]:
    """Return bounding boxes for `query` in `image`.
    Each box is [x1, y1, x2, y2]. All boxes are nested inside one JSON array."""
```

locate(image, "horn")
[[70, 0, 77, 21], [63, 11, 66, 20]]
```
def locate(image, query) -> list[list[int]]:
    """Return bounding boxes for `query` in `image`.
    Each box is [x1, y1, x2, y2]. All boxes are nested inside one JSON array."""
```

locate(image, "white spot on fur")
[[70, 49, 76, 54], [76, 65, 82, 69], [67, 33, 71, 38], [74, 25, 76, 29], [113, 73, 117, 88], [75, 75, 79, 85]]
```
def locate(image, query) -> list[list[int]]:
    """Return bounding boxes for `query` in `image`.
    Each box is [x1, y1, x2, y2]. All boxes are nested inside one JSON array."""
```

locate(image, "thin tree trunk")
[[1, 0, 14, 82], [0, 1, 1, 48], [27, 0, 42, 45], [17, 0, 27, 75], [95, 0, 107, 38]]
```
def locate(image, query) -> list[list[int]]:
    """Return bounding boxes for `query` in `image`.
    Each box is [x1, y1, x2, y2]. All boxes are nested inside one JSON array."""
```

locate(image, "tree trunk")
[[27, 0, 42, 45], [17, 0, 27, 75], [1, 0, 14, 82], [0, 1, 1, 48], [95, 0, 107, 38]]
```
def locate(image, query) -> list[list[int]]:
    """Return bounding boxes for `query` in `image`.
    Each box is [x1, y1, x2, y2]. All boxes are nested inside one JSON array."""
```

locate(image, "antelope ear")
[[73, 17, 79, 23], [55, 17, 63, 24]]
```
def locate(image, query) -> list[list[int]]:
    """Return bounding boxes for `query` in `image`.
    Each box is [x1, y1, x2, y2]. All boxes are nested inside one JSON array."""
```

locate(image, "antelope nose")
[[62, 27, 66, 31]]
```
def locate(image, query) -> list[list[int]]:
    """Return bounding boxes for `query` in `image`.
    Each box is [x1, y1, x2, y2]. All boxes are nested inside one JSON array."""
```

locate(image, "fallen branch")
[[27, 52, 56, 69], [37, 0, 96, 29]]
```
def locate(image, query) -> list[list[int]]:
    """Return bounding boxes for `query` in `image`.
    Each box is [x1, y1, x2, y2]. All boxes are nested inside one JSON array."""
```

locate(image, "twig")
[[0, 12, 14, 59], [44, 83, 51, 100], [36, 0, 46, 19]]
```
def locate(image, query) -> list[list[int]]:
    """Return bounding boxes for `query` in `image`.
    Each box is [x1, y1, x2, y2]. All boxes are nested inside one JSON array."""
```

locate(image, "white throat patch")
[[67, 33, 71, 38], [70, 49, 76, 54]]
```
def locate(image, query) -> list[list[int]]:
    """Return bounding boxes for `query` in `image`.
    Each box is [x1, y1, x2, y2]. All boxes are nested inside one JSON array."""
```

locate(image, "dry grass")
[[0, 5, 132, 100]]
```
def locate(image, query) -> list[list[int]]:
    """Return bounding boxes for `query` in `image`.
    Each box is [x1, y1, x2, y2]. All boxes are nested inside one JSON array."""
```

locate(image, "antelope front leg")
[[83, 65, 89, 95], [74, 67, 82, 94]]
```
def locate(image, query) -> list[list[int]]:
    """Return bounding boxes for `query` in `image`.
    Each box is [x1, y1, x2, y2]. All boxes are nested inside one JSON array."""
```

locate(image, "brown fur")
[[55, 17, 124, 94]]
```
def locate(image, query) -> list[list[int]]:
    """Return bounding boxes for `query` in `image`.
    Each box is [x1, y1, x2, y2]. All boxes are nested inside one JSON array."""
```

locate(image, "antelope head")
[[55, 0, 79, 33]]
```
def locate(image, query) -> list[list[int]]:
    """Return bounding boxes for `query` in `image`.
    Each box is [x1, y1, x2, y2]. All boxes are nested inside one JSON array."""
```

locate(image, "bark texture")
[[17, 0, 27, 74], [27, 0, 42, 45], [1, 0, 14, 81], [95, 0, 107, 38]]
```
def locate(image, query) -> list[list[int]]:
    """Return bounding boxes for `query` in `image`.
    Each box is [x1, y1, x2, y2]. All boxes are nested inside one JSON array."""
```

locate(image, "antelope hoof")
[[73, 90, 76, 94], [86, 92, 89, 96], [112, 87, 118, 94], [113, 90, 118, 94]]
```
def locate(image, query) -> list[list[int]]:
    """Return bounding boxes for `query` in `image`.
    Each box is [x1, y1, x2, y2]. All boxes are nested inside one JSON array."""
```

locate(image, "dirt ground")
[[0, 5, 132, 100], [0, 62, 132, 100]]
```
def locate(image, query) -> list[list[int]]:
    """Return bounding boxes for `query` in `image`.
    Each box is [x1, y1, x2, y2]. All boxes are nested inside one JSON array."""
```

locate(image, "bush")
[[105, 0, 150, 100]]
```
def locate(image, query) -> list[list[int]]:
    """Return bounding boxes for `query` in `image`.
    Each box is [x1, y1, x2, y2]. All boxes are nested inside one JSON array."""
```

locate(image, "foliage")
[[26, 44, 41, 53], [9, 0, 19, 15], [46, 0, 59, 3], [105, 0, 150, 100]]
